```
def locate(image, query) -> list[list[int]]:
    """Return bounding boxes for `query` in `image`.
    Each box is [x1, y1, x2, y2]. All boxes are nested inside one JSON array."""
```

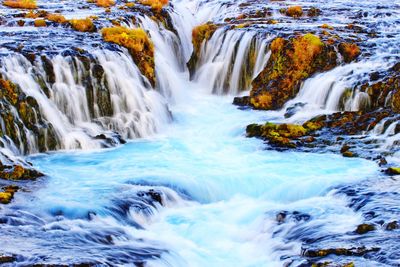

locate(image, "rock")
[[307, 7, 321, 17], [0, 164, 44, 181], [284, 6, 303, 18], [246, 122, 309, 148], [101, 26, 155, 85], [302, 246, 380, 257], [385, 221, 399, 230], [386, 167, 400, 175], [233, 96, 250, 107], [0, 185, 19, 204], [338, 42, 361, 63], [354, 223, 376, 234], [284, 102, 306, 118], [250, 34, 337, 110], [69, 18, 96, 32], [342, 151, 355, 158], [0, 254, 16, 263]]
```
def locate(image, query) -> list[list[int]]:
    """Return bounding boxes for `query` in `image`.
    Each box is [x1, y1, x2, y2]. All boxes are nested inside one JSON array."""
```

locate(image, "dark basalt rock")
[[276, 211, 311, 224], [385, 221, 399, 230], [0, 254, 16, 263], [354, 223, 376, 234], [233, 96, 250, 107], [302, 246, 380, 258]]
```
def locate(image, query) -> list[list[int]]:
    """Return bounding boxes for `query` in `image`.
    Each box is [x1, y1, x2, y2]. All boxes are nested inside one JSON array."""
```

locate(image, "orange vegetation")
[[339, 42, 361, 63], [70, 18, 96, 32], [138, 0, 168, 11], [96, 0, 115, 7], [3, 0, 36, 9], [286, 6, 303, 17], [192, 23, 218, 55], [101, 26, 155, 85], [34, 19, 46, 27], [46, 13, 67, 23]]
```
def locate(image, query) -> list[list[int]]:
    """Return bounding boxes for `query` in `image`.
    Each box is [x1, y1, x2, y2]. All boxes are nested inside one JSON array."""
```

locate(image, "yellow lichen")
[[70, 18, 96, 32], [192, 23, 218, 55], [286, 6, 303, 17], [0, 78, 18, 105], [3, 0, 36, 9], [46, 13, 67, 23], [95, 0, 115, 7], [138, 0, 168, 11], [34, 19, 46, 27], [101, 26, 155, 84]]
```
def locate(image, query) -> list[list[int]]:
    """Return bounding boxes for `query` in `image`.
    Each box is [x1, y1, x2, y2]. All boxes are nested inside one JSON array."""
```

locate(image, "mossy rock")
[[250, 34, 337, 110]]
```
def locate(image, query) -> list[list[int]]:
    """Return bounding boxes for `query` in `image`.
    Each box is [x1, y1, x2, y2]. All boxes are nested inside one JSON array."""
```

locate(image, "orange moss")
[[125, 2, 135, 8], [339, 42, 361, 63], [286, 6, 303, 17], [25, 10, 38, 18], [101, 26, 155, 84], [138, 0, 168, 11], [270, 37, 285, 53], [0, 79, 18, 105], [70, 18, 96, 32], [192, 23, 218, 55], [3, 0, 36, 9], [46, 13, 67, 23], [250, 33, 336, 110], [34, 19, 46, 27], [320, 23, 333, 30], [96, 0, 115, 7]]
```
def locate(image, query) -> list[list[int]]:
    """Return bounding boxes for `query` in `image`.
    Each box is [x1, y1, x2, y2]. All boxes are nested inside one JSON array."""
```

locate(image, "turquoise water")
[[11, 90, 379, 266]]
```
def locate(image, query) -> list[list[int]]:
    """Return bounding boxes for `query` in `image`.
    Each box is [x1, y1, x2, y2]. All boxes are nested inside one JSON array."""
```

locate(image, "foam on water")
[[17, 86, 379, 266]]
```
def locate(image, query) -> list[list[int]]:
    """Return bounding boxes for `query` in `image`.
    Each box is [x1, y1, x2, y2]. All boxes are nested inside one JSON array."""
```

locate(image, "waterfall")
[[192, 28, 272, 95], [0, 51, 171, 154], [283, 61, 395, 123]]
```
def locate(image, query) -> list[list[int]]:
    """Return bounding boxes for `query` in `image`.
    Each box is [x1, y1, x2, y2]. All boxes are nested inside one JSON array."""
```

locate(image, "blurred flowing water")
[[0, 0, 399, 266]]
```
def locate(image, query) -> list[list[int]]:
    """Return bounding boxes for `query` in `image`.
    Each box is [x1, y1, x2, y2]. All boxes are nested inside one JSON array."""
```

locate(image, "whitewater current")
[[0, 0, 399, 266]]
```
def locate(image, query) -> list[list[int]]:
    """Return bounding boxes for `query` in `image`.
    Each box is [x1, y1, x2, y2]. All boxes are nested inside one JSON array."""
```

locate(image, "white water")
[[0, 50, 170, 153], [20, 89, 379, 266], [193, 28, 272, 95], [0, 0, 399, 266]]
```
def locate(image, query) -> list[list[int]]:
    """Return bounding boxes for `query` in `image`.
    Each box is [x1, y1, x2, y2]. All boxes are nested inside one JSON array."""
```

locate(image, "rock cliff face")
[[249, 34, 338, 110]]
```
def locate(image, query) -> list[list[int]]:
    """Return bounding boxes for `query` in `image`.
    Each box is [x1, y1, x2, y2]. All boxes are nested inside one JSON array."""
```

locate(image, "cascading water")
[[0, 50, 171, 154], [0, 0, 399, 266], [192, 28, 271, 95]]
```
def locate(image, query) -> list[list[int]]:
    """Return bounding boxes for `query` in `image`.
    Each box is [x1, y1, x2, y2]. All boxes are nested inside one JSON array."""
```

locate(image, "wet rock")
[[354, 223, 376, 234], [281, 6, 303, 18], [250, 34, 337, 110], [247, 122, 310, 148], [276, 211, 311, 224], [302, 246, 380, 257], [385, 167, 400, 175], [233, 96, 250, 107], [0, 254, 16, 263], [137, 189, 163, 205], [307, 7, 321, 17], [342, 151, 355, 158], [338, 42, 361, 63], [0, 185, 19, 204], [284, 102, 306, 118], [0, 164, 44, 181], [101, 26, 155, 85], [385, 221, 399, 230], [188, 23, 219, 72]]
